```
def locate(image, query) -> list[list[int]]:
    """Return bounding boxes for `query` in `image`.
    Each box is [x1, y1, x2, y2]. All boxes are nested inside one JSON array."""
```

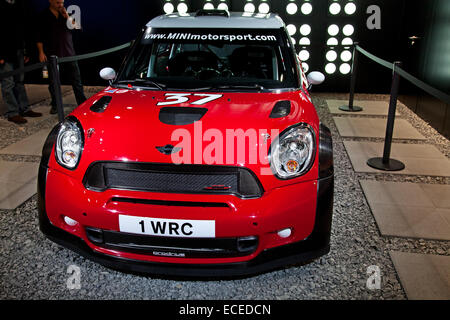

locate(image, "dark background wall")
[[397, 0, 450, 138], [26, 0, 449, 137], [27, 0, 407, 92]]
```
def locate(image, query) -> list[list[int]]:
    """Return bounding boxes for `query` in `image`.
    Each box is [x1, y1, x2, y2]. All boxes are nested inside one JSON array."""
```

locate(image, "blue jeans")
[[0, 50, 30, 118], [48, 61, 86, 108]]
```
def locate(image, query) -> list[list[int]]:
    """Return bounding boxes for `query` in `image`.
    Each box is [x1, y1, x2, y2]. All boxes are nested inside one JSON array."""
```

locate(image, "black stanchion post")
[[49, 55, 64, 122], [367, 61, 405, 171], [339, 42, 363, 112]]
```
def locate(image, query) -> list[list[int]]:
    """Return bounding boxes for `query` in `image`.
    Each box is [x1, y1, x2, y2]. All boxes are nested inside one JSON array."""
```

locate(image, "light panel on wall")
[[258, 1, 270, 14], [299, 37, 310, 46], [344, 2, 357, 15], [217, 1, 228, 10], [286, 2, 297, 15], [343, 24, 355, 36], [342, 37, 353, 46], [328, 24, 339, 36], [177, 1, 188, 14], [339, 63, 351, 74], [301, 3, 313, 15], [286, 24, 297, 36], [300, 24, 311, 36], [325, 63, 337, 74], [302, 62, 309, 73], [327, 37, 338, 46], [326, 50, 337, 62], [244, 2, 255, 13], [341, 50, 352, 62], [163, 2, 174, 14], [203, 1, 214, 10], [299, 50, 310, 61], [329, 3, 341, 15]]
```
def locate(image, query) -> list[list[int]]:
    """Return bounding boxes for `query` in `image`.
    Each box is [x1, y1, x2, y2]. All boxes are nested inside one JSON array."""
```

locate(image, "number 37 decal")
[[157, 93, 223, 106]]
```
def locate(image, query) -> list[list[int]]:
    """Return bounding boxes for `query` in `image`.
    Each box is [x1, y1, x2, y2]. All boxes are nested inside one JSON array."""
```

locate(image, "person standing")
[[36, 0, 87, 114], [0, 0, 42, 124]]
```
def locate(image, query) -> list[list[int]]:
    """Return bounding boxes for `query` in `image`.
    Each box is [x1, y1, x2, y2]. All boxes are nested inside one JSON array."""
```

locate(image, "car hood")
[[72, 87, 319, 168]]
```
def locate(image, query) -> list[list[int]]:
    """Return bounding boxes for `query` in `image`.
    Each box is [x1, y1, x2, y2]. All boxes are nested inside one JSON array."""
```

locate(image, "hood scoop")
[[159, 107, 208, 125], [269, 100, 291, 118], [90, 96, 112, 113]]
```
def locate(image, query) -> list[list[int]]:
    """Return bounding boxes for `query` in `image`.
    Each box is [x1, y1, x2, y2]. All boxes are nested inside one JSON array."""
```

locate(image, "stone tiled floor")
[[327, 96, 450, 300], [0, 161, 39, 210], [390, 251, 450, 300], [343, 141, 450, 176], [0, 128, 52, 156], [360, 181, 450, 240], [327, 99, 401, 116], [334, 117, 426, 140]]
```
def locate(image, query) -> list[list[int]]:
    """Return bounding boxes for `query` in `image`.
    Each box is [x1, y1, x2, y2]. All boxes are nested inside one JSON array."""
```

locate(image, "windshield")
[[117, 28, 299, 91]]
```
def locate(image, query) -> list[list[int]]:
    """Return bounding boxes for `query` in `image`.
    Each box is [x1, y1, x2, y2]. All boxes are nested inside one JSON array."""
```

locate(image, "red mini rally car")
[[38, 10, 333, 277]]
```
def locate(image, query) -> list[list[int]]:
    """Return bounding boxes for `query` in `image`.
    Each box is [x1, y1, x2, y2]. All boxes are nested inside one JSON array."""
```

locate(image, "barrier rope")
[[355, 45, 393, 71], [355, 45, 450, 105], [0, 41, 132, 80]]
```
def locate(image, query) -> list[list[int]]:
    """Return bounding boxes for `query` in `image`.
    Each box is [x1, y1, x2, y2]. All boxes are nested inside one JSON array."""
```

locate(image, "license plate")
[[119, 215, 215, 238]]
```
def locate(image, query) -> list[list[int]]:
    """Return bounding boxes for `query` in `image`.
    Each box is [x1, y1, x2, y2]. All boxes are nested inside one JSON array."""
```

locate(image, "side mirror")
[[99, 67, 116, 82], [307, 71, 325, 86]]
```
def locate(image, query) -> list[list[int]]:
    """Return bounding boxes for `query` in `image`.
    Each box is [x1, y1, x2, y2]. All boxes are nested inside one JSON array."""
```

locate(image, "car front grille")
[[83, 162, 263, 198], [85, 227, 259, 259]]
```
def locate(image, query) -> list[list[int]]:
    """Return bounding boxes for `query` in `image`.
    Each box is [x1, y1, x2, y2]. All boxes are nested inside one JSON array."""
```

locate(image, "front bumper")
[[38, 164, 333, 278]]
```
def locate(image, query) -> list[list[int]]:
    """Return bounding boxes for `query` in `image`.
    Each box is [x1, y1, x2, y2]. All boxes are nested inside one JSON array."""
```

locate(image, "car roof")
[[146, 11, 285, 29]]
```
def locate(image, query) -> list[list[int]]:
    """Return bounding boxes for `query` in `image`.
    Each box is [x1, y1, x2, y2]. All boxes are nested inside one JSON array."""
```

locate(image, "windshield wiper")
[[116, 79, 166, 90], [190, 84, 266, 91]]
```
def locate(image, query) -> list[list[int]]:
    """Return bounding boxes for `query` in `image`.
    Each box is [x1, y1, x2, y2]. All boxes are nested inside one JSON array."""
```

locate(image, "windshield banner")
[[143, 28, 279, 44]]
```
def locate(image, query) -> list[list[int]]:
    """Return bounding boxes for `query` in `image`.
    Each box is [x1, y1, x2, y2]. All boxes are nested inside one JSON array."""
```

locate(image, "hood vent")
[[269, 100, 291, 118], [90, 96, 112, 113], [159, 107, 208, 125]]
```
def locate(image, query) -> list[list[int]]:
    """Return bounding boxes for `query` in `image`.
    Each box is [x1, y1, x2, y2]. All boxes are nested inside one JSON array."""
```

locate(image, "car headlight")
[[55, 118, 84, 169], [270, 123, 316, 179]]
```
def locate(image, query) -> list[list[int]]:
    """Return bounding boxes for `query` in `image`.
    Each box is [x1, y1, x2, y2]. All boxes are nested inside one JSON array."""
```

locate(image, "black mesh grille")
[[106, 168, 238, 193], [83, 162, 263, 198]]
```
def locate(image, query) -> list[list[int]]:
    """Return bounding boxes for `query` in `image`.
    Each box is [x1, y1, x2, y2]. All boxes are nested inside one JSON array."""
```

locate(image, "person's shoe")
[[50, 107, 57, 114], [21, 110, 42, 117], [8, 115, 28, 125]]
